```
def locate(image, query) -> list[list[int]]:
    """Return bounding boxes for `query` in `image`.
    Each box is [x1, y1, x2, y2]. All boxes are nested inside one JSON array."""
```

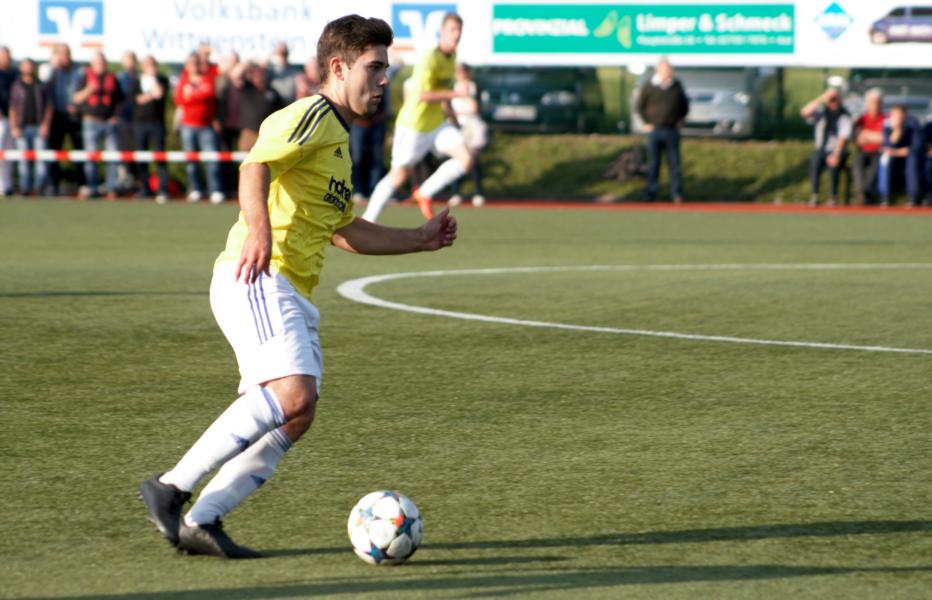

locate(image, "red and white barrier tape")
[[0, 150, 249, 162]]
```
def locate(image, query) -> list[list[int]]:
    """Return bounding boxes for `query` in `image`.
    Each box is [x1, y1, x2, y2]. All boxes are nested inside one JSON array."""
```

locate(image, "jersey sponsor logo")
[[324, 175, 351, 212], [333, 146, 343, 158], [39, 0, 104, 47]]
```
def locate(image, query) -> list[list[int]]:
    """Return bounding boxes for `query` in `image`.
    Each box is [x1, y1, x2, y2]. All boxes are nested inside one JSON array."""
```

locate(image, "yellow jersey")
[[216, 94, 355, 300], [395, 46, 456, 133]]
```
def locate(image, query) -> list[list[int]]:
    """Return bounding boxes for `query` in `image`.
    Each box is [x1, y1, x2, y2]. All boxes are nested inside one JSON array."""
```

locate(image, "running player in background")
[[138, 14, 457, 559], [362, 12, 472, 222]]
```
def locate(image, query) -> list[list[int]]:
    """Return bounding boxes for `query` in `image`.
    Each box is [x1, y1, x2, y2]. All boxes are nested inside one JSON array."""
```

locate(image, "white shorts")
[[458, 116, 488, 151], [390, 123, 465, 168], [210, 262, 323, 396]]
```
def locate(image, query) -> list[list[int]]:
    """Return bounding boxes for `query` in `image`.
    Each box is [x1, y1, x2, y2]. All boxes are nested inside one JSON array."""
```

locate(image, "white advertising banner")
[[0, 0, 928, 67]]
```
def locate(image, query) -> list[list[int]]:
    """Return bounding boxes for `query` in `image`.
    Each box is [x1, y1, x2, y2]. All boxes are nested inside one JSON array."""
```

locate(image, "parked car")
[[870, 6, 932, 44], [472, 67, 601, 133], [844, 69, 932, 121], [630, 68, 761, 138]]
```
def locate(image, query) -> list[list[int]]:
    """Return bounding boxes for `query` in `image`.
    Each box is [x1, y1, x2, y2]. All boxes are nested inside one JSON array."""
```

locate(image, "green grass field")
[[2, 199, 931, 599]]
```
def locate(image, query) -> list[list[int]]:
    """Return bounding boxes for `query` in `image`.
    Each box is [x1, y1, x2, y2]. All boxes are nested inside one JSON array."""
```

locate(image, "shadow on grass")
[[267, 519, 932, 558], [19, 564, 932, 599], [426, 519, 932, 550]]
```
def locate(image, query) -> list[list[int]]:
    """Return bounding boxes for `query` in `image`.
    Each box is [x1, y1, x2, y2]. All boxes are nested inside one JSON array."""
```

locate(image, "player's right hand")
[[235, 231, 272, 284]]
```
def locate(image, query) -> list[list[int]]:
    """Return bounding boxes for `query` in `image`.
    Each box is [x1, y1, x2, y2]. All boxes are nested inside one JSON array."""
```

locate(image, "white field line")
[[336, 264, 932, 355]]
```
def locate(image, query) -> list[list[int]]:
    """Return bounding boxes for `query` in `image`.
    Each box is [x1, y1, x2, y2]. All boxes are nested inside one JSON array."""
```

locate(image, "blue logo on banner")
[[392, 3, 456, 42], [39, 0, 104, 37], [814, 2, 853, 40]]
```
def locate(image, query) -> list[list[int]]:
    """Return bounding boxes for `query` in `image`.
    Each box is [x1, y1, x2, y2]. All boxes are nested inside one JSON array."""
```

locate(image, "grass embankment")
[[473, 135, 817, 203]]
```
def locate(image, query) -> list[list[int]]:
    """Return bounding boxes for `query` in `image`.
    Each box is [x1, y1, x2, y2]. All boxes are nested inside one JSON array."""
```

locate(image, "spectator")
[[636, 57, 689, 203], [9, 58, 52, 196], [0, 46, 16, 196], [801, 87, 851, 207], [73, 50, 124, 199], [851, 88, 886, 205], [294, 56, 320, 99], [878, 105, 923, 207], [132, 55, 169, 203], [446, 62, 487, 207], [47, 43, 84, 195], [174, 52, 223, 204], [268, 42, 297, 103], [236, 61, 282, 151], [197, 42, 219, 79], [215, 52, 243, 197], [116, 50, 139, 191]]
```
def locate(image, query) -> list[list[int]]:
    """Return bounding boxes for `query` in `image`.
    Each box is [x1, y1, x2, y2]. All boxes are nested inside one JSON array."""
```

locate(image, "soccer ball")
[[347, 490, 423, 565]]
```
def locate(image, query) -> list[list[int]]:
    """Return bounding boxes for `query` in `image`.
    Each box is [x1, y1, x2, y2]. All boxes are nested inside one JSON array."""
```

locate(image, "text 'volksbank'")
[[172, 0, 313, 21]]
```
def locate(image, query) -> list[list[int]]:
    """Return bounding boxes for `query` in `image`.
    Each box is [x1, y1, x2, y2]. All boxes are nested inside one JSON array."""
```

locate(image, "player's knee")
[[266, 376, 318, 420], [389, 166, 408, 186], [453, 148, 473, 170], [285, 385, 318, 420]]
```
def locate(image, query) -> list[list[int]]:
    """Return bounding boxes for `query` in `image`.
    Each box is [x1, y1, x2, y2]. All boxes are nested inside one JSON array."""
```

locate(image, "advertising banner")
[[0, 0, 928, 68], [492, 4, 795, 55]]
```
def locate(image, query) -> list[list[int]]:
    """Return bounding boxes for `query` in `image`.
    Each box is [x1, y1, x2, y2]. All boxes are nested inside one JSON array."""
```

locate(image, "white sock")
[[362, 175, 398, 222], [185, 427, 292, 526], [159, 386, 286, 492], [419, 159, 466, 199]]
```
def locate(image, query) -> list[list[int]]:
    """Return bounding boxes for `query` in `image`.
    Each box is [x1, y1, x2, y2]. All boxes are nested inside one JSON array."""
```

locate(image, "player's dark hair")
[[317, 15, 393, 84], [442, 12, 463, 27], [889, 103, 907, 113]]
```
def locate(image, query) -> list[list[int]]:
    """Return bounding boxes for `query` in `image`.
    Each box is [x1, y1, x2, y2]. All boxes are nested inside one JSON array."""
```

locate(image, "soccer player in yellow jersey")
[[362, 12, 474, 222], [138, 15, 457, 559]]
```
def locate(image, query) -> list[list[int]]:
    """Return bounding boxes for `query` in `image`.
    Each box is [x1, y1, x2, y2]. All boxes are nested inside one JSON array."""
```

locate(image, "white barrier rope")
[[0, 150, 249, 162]]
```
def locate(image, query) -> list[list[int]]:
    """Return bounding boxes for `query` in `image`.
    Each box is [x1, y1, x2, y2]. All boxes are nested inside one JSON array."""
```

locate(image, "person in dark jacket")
[[0, 46, 18, 195], [72, 50, 124, 199], [636, 58, 689, 203], [9, 58, 52, 195], [47, 43, 85, 195], [235, 62, 282, 152], [878, 104, 923, 207], [132, 55, 169, 202]]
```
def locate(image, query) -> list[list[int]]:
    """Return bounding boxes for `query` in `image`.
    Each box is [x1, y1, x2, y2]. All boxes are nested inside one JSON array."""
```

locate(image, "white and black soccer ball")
[[347, 490, 423, 565]]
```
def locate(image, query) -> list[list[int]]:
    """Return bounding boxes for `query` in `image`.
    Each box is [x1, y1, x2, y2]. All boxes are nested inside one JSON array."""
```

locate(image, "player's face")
[[439, 19, 462, 52], [345, 46, 390, 118]]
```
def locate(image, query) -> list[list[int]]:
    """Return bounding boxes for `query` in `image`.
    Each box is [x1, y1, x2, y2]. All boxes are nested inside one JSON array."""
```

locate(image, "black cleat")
[[177, 520, 263, 559], [138, 475, 191, 547]]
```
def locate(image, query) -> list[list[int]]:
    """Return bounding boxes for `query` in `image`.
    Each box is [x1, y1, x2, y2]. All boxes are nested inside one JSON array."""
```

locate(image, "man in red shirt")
[[174, 52, 224, 204], [852, 88, 886, 205], [73, 50, 124, 199]]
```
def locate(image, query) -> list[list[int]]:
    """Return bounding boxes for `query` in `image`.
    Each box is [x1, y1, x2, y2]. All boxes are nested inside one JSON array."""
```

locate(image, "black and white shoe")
[[178, 520, 262, 559], [138, 475, 191, 547]]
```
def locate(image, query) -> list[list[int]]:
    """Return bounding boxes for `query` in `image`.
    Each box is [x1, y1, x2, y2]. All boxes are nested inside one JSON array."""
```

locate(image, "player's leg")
[[666, 128, 683, 203], [414, 125, 471, 217], [645, 129, 661, 201], [139, 383, 289, 547], [809, 150, 824, 206], [140, 265, 301, 548], [178, 374, 317, 559], [363, 126, 431, 221]]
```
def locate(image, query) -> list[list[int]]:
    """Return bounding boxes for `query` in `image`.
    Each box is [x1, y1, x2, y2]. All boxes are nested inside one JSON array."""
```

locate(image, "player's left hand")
[[419, 208, 457, 251]]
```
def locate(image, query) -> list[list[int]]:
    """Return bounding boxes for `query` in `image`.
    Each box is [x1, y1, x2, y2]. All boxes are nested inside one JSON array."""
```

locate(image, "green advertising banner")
[[492, 4, 795, 54]]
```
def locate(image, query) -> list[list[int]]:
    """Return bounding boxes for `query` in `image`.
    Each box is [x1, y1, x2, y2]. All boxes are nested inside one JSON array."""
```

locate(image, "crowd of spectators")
[[0, 42, 321, 203], [1, 45, 931, 207], [803, 86, 932, 207]]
